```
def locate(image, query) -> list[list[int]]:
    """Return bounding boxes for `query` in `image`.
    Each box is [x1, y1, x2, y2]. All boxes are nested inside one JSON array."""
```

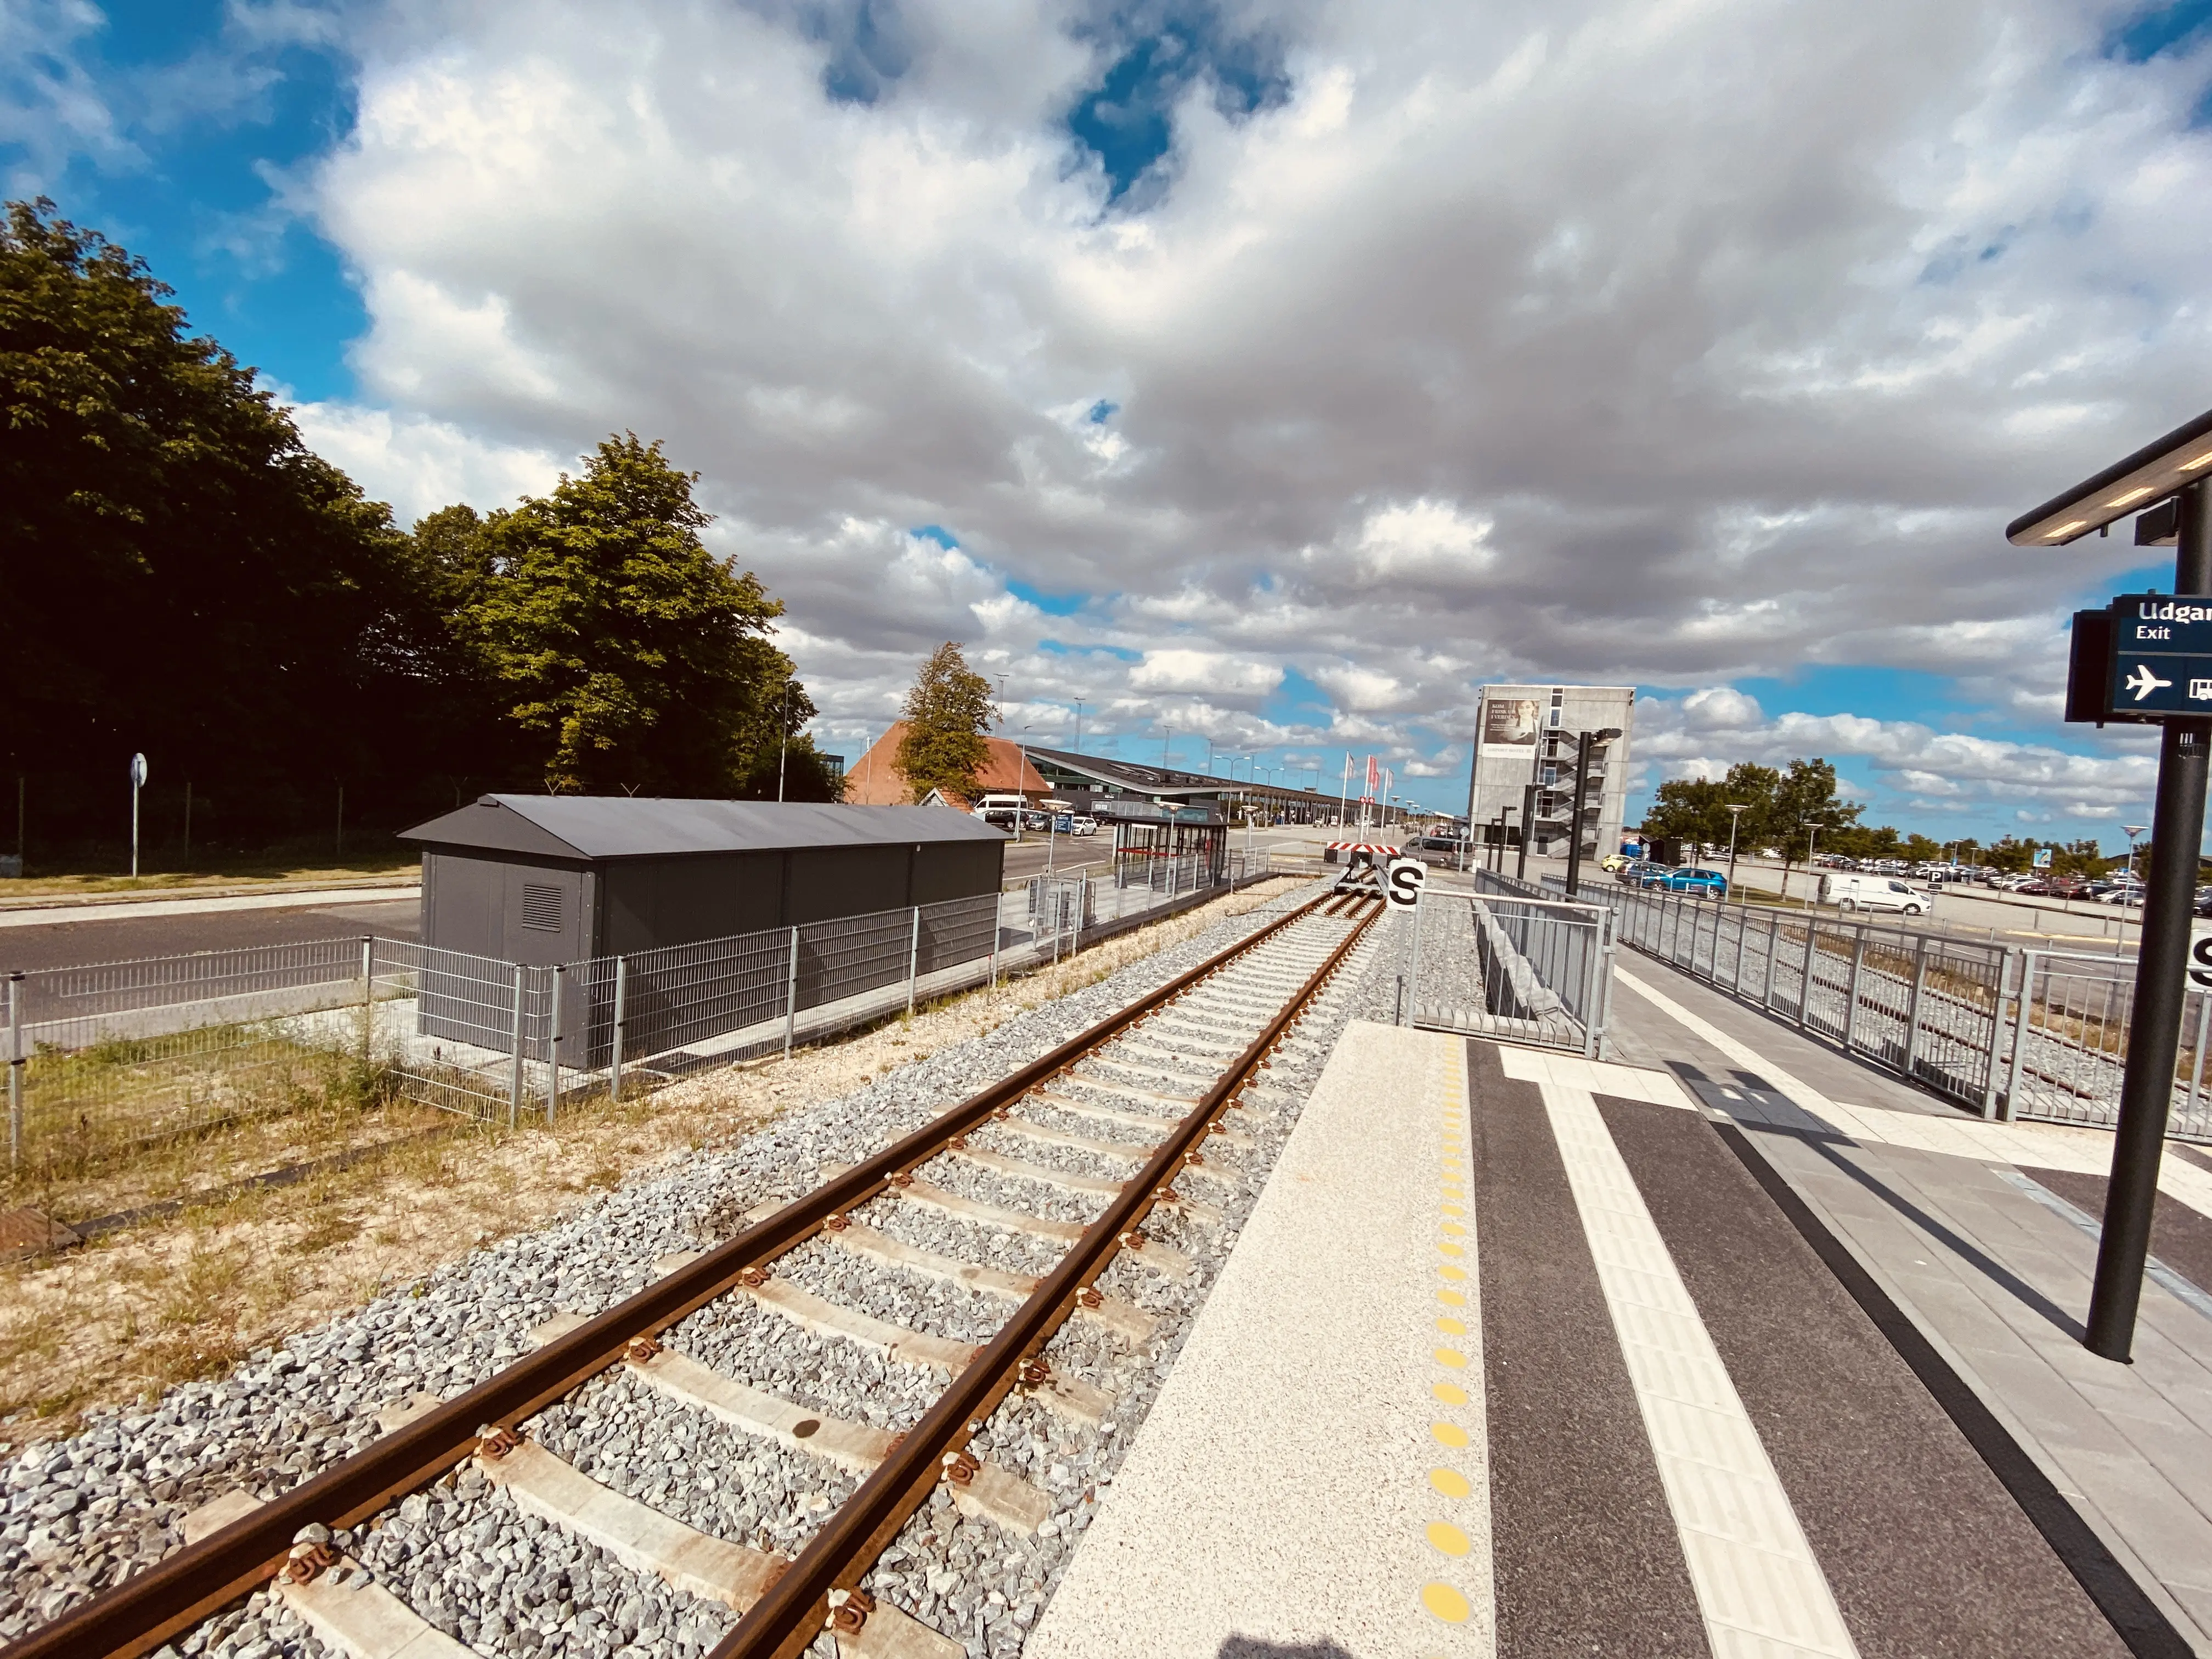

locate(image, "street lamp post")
[[2122, 823, 2148, 890], [1563, 728, 1622, 898], [2009, 413, 2212, 1362], [1725, 803, 1750, 904]]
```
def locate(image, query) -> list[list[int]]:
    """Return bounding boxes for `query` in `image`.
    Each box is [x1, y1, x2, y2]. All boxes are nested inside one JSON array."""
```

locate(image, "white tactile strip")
[[1505, 1049, 1860, 1659]]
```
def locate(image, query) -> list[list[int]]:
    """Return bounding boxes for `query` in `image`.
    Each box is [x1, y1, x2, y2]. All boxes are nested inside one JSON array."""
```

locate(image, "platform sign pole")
[[2088, 479, 2212, 1361]]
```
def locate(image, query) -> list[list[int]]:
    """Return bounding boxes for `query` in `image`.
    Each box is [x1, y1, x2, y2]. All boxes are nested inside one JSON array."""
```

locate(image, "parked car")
[[1068, 815, 1099, 837], [1651, 867, 1728, 898], [1819, 873, 1934, 915], [1600, 853, 1634, 872]]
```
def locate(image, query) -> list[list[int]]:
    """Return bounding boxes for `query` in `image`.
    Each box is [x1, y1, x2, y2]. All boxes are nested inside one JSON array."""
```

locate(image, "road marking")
[[1536, 1072, 1860, 1658]]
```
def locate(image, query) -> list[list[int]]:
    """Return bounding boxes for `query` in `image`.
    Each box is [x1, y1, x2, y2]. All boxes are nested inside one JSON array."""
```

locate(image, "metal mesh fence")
[[1, 852, 1286, 1214], [1548, 876, 2210, 1141]]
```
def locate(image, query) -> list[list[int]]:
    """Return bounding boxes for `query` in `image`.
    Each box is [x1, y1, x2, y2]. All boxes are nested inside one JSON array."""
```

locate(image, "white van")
[[1819, 873, 1933, 915], [971, 793, 1028, 828]]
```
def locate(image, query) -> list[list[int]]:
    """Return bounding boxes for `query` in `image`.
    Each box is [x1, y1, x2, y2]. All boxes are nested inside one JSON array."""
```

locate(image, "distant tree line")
[[1641, 760, 2143, 876], [0, 200, 838, 866]]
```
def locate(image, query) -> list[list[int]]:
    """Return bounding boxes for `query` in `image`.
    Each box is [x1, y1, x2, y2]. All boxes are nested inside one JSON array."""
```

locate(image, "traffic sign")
[[129, 753, 148, 788], [2190, 934, 2212, 991], [1385, 857, 1426, 910], [2107, 594, 2212, 715]]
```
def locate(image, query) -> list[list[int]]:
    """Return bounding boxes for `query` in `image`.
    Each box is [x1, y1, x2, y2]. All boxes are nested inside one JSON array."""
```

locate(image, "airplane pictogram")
[[2126, 663, 2174, 702]]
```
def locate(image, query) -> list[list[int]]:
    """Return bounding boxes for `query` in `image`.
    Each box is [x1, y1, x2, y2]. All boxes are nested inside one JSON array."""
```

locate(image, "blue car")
[[1643, 867, 1728, 897]]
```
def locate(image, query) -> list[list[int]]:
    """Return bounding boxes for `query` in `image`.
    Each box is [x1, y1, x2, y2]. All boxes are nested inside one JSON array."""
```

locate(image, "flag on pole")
[[1363, 754, 1379, 801]]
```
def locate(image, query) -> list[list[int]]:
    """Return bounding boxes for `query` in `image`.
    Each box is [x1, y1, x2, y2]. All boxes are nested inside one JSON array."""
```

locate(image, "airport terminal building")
[[1465, 685, 1634, 861]]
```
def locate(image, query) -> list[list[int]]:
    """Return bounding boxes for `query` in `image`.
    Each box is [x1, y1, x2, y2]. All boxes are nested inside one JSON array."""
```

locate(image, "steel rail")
[[5, 890, 1335, 1659], [710, 898, 1380, 1659]]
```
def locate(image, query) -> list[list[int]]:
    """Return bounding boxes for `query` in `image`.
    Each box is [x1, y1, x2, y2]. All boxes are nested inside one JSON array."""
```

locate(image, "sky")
[[11, 0, 2212, 848]]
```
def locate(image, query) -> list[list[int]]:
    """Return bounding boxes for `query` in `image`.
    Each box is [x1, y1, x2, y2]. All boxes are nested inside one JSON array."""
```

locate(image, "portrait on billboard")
[[1482, 697, 1542, 746]]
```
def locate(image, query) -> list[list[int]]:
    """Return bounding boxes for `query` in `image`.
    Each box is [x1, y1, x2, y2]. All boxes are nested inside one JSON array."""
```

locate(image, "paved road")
[[0, 896, 421, 975]]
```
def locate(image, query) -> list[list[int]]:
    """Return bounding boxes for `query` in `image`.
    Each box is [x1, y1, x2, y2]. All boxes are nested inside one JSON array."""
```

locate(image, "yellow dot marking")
[[1429, 1466, 1472, 1499], [1437, 1242, 1463, 1257], [1431, 1381, 1468, 1406], [1435, 1316, 1465, 1335], [1429, 1421, 1470, 1447], [1426, 1522, 1472, 1558], [1421, 1582, 1472, 1623], [1433, 1347, 1468, 1369], [1437, 1265, 1466, 1281], [1440, 1203, 1464, 1216], [1435, 1289, 1466, 1306], [1440, 1221, 1466, 1236]]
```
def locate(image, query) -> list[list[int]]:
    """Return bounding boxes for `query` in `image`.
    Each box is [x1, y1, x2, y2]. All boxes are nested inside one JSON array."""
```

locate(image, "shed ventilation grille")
[[521, 883, 563, 932]]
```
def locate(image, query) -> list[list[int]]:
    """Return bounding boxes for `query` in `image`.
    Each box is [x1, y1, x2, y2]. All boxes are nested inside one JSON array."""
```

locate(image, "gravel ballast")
[[1, 888, 1402, 1659]]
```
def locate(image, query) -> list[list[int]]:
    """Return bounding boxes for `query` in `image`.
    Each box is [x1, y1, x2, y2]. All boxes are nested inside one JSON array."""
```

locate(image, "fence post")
[[1796, 923, 1815, 1031], [359, 935, 375, 1064], [1903, 937, 1929, 1079], [1842, 930, 1867, 1053], [610, 956, 627, 1104], [7, 973, 21, 1172], [906, 906, 922, 1015], [2001, 950, 2035, 1121], [2186, 991, 2211, 1128], [1406, 891, 1426, 1028], [783, 927, 800, 1058], [989, 894, 1002, 990], [1763, 912, 1780, 1010], [508, 964, 525, 1130], [545, 964, 563, 1126]]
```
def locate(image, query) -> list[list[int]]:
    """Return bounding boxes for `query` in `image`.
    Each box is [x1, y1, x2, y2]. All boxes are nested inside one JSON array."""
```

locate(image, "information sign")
[[2190, 934, 2212, 991], [1385, 857, 1427, 910], [2105, 594, 2212, 715]]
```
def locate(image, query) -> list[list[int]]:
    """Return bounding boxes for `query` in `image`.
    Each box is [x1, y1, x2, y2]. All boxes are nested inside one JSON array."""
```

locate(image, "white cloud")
[[26, 0, 2212, 836], [1637, 687, 2160, 828], [1129, 649, 1284, 698]]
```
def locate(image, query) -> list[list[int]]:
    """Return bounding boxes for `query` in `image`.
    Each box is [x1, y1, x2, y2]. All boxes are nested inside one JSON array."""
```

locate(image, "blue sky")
[[10, 1, 2212, 848]]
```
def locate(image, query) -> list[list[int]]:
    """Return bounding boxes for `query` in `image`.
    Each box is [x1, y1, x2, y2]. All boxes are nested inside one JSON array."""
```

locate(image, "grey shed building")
[[399, 795, 1008, 964]]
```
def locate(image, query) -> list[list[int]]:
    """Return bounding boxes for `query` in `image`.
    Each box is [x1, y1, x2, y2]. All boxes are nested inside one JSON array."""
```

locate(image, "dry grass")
[[1, 852, 416, 900], [0, 879, 1303, 1449]]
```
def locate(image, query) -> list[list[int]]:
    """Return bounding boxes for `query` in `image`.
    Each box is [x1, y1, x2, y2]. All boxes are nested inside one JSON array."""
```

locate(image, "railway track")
[[12, 887, 1382, 1659]]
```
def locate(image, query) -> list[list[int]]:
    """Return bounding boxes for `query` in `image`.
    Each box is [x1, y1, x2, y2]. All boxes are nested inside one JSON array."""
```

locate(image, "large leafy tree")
[[1643, 762, 1780, 849], [1767, 758, 1862, 867], [0, 198, 432, 809], [460, 435, 819, 795], [895, 643, 995, 802]]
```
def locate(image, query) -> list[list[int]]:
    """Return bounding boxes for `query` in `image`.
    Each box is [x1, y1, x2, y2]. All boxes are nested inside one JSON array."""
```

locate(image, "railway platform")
[[1030, 961, 2212, 1658]]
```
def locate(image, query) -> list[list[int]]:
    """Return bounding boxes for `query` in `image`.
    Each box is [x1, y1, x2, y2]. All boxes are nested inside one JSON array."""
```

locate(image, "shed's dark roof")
[[400, 795, 1008, 861]]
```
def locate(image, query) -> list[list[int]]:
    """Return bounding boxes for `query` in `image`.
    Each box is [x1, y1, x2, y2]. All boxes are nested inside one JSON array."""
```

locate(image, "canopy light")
[[2008, 404, 2212, 546]]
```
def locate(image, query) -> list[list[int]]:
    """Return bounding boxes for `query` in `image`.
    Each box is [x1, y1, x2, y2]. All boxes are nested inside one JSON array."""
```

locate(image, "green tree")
[[1768, 758, 1861, 868], [462, 434, 803, 795], [0, 198, 433, 806], [1643, 762, 1778, 849], [896, 644, 995, 803]]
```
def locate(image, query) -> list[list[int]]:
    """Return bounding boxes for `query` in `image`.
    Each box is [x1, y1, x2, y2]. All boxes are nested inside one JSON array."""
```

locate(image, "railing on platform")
[[1403, 870, 1615, 1056], [1551, 876, 2211, 1142]]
